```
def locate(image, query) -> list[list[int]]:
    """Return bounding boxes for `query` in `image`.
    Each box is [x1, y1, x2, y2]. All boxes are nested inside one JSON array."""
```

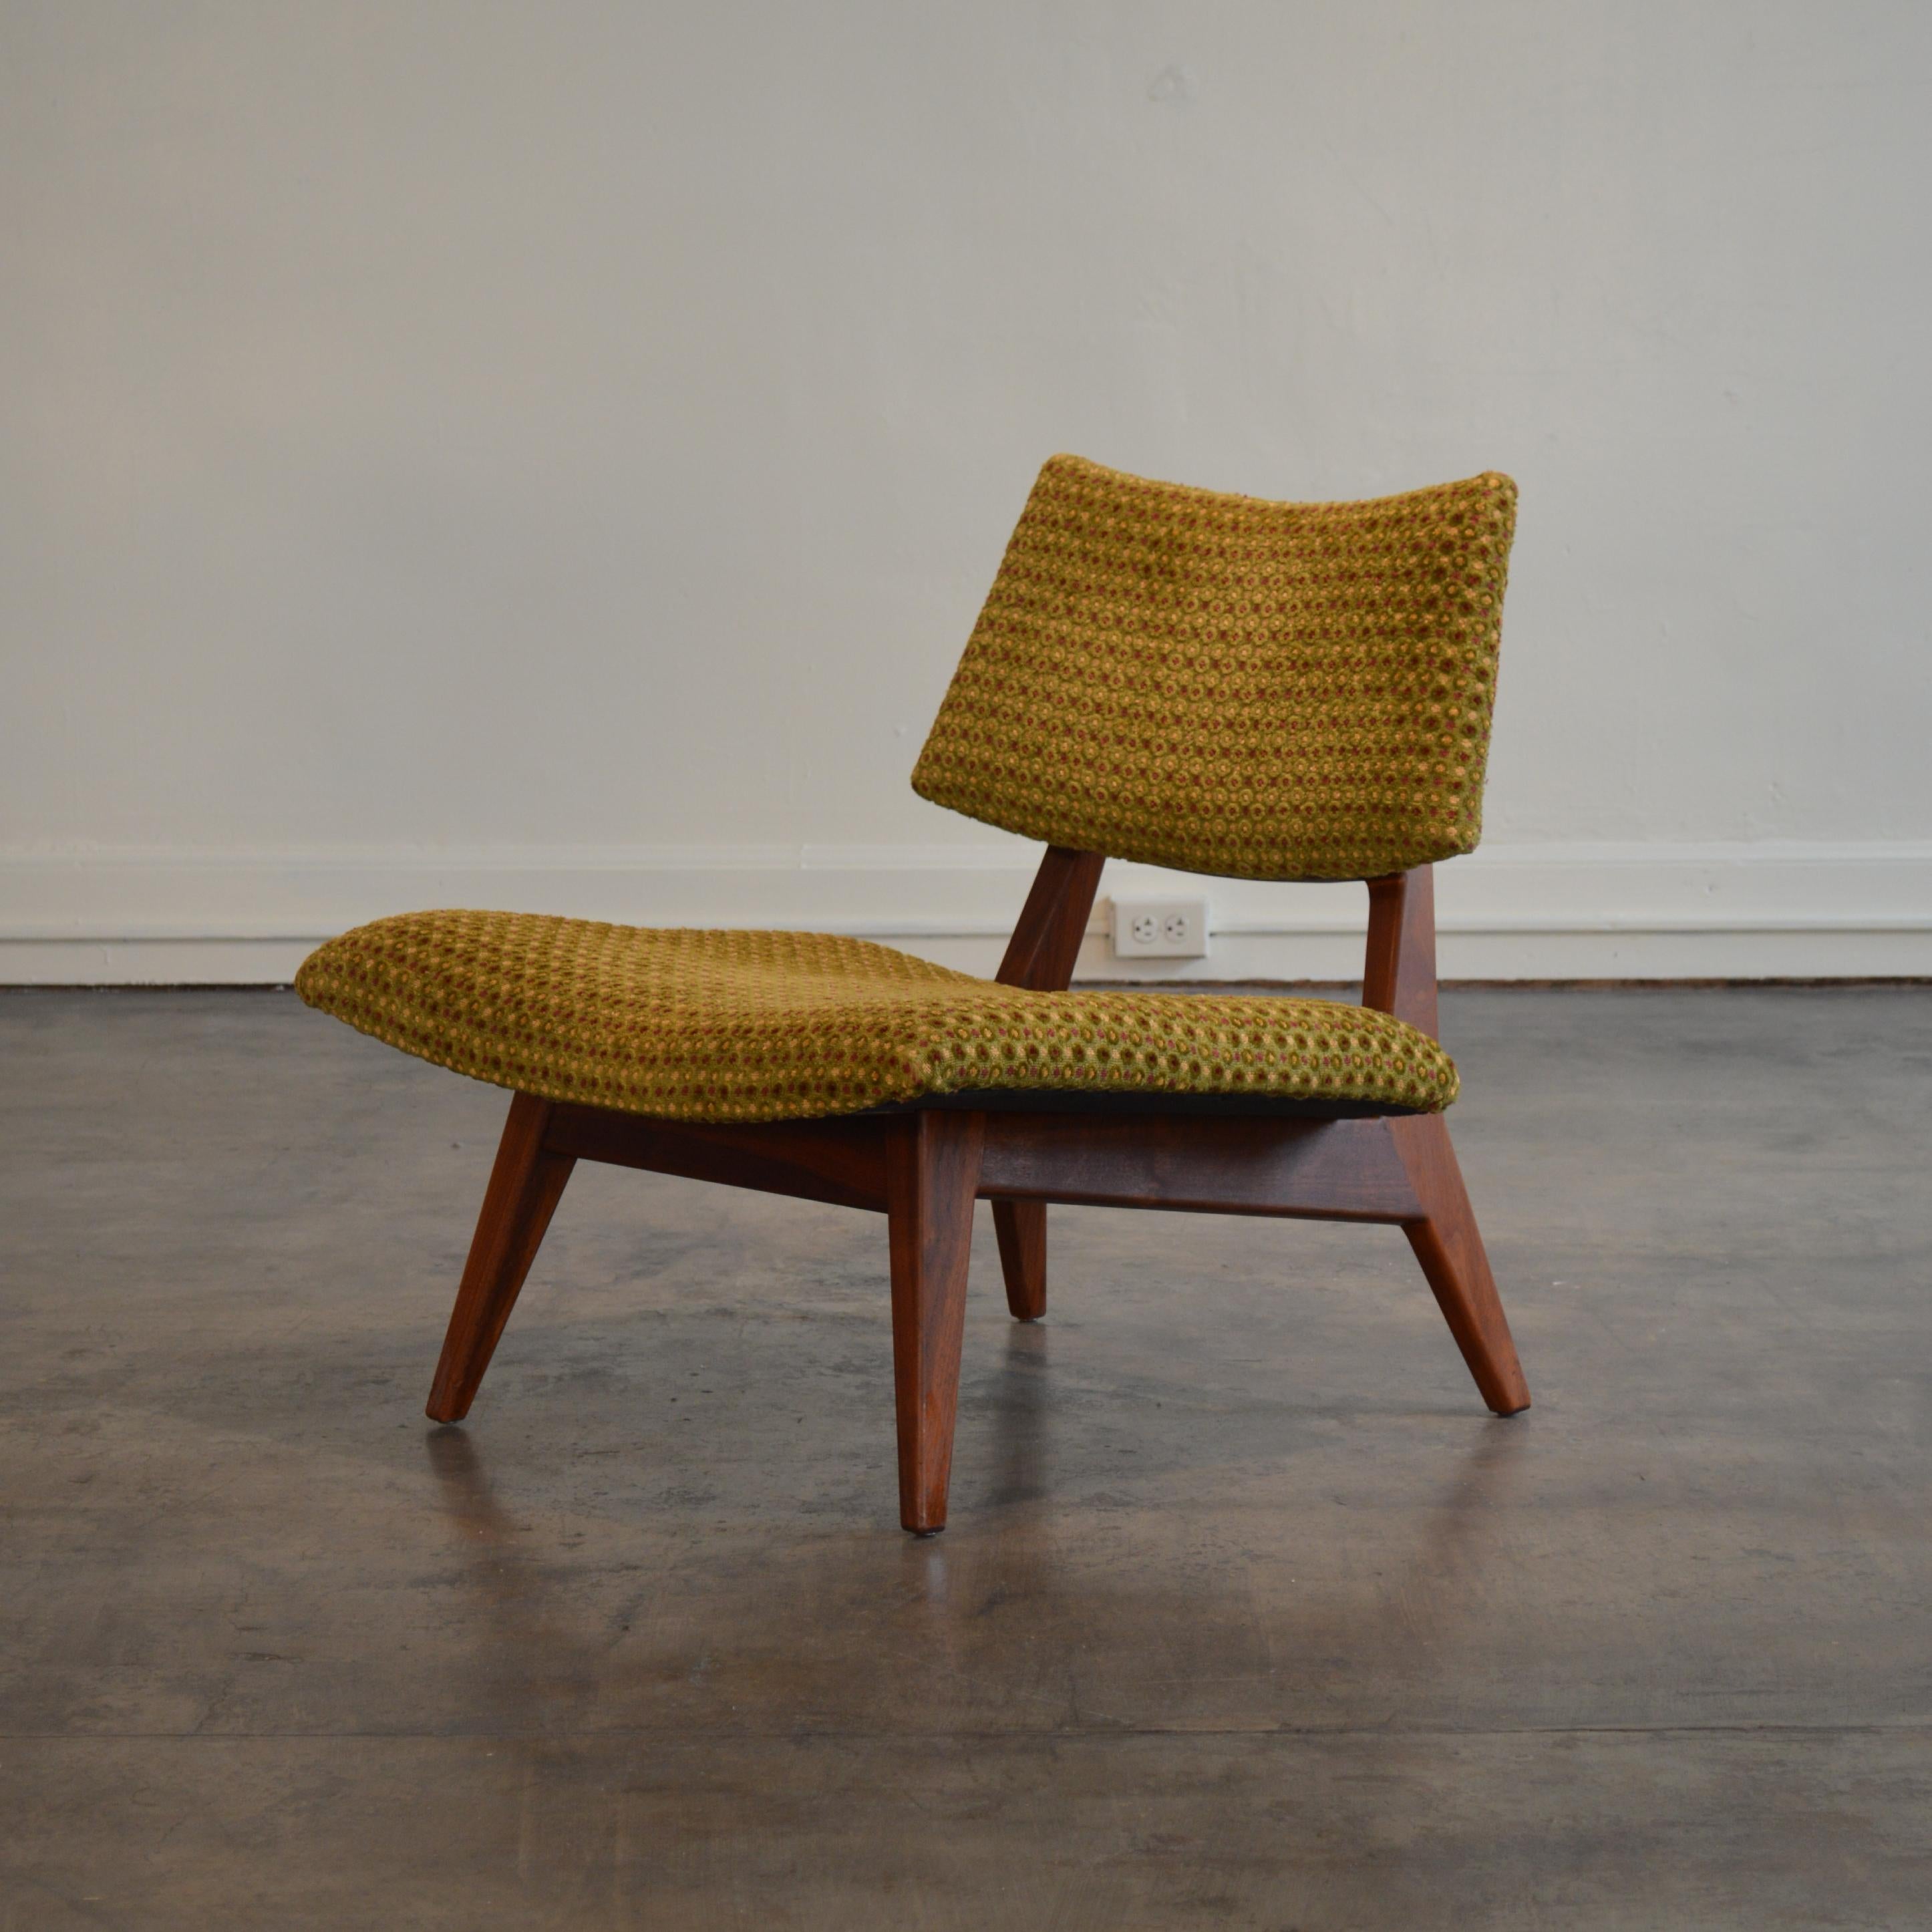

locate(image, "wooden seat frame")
[[425, 846, 1531, 1533]]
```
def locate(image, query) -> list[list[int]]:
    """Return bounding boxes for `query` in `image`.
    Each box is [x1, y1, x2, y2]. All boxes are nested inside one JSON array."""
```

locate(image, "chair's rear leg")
[[991, 1199, 1048, 1321], [1390, 1114, 1531, 1416], [887, 1112, 986, 1533], [426, 1092, 577, 1424]]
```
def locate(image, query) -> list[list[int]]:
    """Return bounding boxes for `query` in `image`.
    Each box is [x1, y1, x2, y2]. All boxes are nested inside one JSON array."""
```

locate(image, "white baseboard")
[[1, 840, 1928, 985]]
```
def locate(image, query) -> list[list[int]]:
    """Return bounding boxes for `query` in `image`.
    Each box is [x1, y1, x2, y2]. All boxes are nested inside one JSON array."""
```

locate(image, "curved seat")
[[295, 909, 1459, 1125]]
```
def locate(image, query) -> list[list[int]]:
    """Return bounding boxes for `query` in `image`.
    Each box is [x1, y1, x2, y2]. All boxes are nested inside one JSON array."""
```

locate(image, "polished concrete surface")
[[3, 986, 1929, 1929]]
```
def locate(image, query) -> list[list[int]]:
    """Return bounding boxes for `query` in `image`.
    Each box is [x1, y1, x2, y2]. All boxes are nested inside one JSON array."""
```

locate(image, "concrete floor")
[[2, 986, 1929, 1929]]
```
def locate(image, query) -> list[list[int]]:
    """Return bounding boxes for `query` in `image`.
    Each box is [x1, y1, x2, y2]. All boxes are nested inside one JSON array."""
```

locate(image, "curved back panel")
[[912, 456, 1516, 881]]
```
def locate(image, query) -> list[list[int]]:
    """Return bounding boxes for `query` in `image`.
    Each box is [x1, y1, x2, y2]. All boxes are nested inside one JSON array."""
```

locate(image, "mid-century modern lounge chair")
[[297, 454, 1530, 1533]]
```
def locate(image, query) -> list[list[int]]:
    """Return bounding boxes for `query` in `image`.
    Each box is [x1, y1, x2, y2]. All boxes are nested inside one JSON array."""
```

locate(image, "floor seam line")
[[8, 1722, 1931, 1744]]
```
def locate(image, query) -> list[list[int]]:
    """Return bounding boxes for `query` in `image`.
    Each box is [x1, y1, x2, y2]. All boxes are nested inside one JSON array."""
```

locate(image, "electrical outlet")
[[1110, 897, 1210, 959]]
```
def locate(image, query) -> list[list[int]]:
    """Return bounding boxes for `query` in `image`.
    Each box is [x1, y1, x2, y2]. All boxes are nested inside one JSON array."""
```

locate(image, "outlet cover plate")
[[1110, 897, 1211, 959]]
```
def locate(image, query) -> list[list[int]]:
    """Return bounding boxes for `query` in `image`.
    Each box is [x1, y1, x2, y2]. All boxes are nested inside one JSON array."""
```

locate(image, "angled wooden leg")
[[991, 1199, 1048, 1321], [887, 1111, 986, 1533], [426, 1092, 577, 1424], [1390, 1113, 1531, 1416]]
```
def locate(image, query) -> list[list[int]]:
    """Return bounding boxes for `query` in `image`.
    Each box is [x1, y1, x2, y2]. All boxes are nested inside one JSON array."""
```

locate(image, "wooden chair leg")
[[426, 1092, 577, 1424], [1390, 1113, 1531, 1416], [991, 1199, 1048, 1320], [887, 1111, 986, 1533]]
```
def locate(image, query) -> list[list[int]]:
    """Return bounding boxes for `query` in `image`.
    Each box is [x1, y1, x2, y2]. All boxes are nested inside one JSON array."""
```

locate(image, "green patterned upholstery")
[[295, 913, 1458, 1122], [913, 455, 1516, 880], [297, 457, 1517, 1122]]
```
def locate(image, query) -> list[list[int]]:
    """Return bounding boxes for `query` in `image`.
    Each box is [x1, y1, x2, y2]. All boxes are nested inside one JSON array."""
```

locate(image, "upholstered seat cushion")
[[295, 911, 1458, 1124]]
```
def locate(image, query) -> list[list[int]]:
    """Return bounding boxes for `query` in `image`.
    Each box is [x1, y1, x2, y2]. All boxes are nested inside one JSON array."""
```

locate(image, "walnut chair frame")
[[426, 845, 1529, 1535]]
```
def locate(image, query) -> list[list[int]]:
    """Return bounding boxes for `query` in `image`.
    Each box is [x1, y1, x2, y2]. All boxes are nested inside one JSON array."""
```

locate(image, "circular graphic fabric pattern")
[[296, 913, 1460, 1124]]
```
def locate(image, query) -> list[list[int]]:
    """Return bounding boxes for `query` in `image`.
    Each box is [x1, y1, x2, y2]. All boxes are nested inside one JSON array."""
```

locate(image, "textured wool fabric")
[[295, 912, 1459, 1124], [913, 455, 1516, 880]]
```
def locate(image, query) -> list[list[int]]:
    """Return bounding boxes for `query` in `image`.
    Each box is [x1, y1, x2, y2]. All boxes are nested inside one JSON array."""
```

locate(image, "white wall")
[[5, 0, 1928, 983]]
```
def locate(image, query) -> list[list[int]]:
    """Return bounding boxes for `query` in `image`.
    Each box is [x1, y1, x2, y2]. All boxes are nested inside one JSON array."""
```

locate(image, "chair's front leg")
[[426, 1091, 577, 1423], [886, 1110, 986, 1533]]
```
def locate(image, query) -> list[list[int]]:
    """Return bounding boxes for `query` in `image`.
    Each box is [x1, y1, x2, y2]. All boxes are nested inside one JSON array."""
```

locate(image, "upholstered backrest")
[[912, 455, 1517, 881]]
